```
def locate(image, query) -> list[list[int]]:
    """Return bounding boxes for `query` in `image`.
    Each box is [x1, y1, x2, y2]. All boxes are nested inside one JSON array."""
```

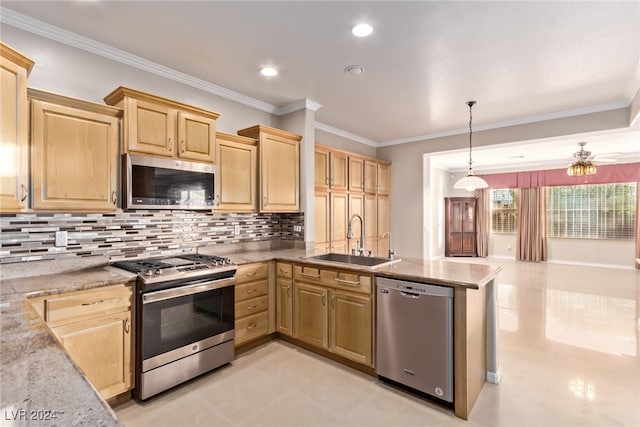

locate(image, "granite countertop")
[[0, 247, 501, 427]]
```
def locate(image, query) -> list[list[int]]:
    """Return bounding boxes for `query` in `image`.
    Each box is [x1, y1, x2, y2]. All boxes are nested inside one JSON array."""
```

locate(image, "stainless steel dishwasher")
[[376, 276, 454, 403]]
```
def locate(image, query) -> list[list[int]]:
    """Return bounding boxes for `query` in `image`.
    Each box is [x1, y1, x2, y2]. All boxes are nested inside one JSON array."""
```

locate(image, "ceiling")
[[1, 1, 639, 167]]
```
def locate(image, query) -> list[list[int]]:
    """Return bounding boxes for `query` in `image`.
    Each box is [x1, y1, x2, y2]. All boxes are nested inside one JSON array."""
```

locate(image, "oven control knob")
[[144, 270, 153, 276], [155, 269, 163, 275]]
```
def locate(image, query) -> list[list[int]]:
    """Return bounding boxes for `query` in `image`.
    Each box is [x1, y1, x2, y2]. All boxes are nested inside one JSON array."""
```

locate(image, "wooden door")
[[177, 111, 216, 162], [329, 290, 372, 367], [364, 160, 377, 193], [0, 49, 31, 211], [348, 193, 364, 254], [377, 195, 390, 257], [314, 192, 330, 253], [330, 151, 348, 191], [377, 162, 390, 195], [330, 192, 348, 254], [260, 133, 300, 212], [364, 193, 378, 255], [314, 147, 330, 190], [216, 134, 257, 211], [52, 311, 132, 400], [348, 156, 364, 193], [293, 282, 328, 349], [125, 98, 175, 157], [445, 197, 477, 257], [31, 101, 119, 211], [276, 278, 293, 336]]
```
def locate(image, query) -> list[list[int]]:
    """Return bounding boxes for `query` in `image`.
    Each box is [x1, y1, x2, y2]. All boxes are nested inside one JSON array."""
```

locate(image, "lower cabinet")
[[29, 284, 133, 400], [234, 262, 270, 346], [292, 265, 373, 367]]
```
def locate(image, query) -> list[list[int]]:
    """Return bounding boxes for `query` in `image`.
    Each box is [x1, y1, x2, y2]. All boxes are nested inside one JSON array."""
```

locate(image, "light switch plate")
[[234, 225, 240, 235], [55, 231, 67, 247]]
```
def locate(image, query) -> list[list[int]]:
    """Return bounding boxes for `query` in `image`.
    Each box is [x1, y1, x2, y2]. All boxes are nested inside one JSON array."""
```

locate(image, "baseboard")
[[546, 259, 635, 271], [487, 368, 502, 384]]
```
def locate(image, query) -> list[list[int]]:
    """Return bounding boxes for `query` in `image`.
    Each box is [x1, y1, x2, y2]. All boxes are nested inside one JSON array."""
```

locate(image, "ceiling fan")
[[566, 141, 619, 176], [567, 142, 620, 165]]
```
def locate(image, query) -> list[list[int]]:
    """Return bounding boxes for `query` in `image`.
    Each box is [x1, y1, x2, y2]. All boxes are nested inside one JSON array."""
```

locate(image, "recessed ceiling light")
[[344, 65, 365, 75], [260, 67, 278, 77], [352, 23, 373, 37]]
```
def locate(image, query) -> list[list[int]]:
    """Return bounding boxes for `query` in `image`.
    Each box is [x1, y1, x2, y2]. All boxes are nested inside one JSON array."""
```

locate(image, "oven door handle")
[[142, 277, 235, 304]]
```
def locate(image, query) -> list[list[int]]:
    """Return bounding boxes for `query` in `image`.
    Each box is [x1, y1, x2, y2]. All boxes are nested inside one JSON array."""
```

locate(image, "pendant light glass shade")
[[454, 101, 489, 192]]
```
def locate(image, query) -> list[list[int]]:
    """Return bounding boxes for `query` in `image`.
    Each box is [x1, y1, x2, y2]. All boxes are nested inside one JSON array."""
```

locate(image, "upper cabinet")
[[238, 125, 301, 213], [215, 132, 258, 212], [29, 89, 122, 211], [377, 162, 390, 195], [314, 145, 348, 192], [104, 86, 219, 163], [0, 43, 33, 212], [348, 156, 364, 193]]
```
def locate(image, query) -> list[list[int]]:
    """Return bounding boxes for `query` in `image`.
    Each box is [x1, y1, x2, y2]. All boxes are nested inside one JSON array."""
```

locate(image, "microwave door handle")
[[142, 277, 235, 304]]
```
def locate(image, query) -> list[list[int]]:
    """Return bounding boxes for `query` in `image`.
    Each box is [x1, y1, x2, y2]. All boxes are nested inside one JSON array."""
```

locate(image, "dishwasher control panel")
[[376, 277, 453, 297]]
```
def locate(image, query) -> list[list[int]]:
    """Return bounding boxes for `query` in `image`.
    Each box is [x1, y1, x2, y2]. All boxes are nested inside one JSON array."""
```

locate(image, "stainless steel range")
[[112, 254, 236, 400]]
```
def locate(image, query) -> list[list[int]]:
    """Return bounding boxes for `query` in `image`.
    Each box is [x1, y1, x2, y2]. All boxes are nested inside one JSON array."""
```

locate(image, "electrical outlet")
[[55, 231, 68, 247], [234, 225, 240, 235]]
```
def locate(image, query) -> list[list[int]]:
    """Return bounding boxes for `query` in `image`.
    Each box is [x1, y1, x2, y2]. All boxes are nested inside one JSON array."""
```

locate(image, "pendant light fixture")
[[454, 101, 489, 192]]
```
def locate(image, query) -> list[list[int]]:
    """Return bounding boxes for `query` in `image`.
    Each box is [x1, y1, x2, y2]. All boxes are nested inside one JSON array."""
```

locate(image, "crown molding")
[[275, 98, 323, 116], [315, 122, 378, 147], [0, 7, 278, 114]]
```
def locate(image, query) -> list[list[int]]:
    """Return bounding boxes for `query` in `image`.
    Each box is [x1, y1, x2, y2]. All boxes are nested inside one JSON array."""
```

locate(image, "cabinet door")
[[377, 195, 390, 257], [314, 147, 330, 190], [293, 282, 328, 349], [377, 163, 390, 195], [52, 311, 132, 400], [177, 111, 216, 162], [126, 98, 175, 157], [330, 151, 348, 191], [276, 278, 293, 336], [364, 160, 377, 194], [364, 194, 378, 255], [31, 101, 119, 211], [330, 192, 348, 254], [260, 134, 299, 212], [348, 193, 364, 254], [348, 156, 364, 193], [314, 192, 330, 253], [216, 137, 257, 211], [329, 290, 373, 367], [0, 54, 29, 211]]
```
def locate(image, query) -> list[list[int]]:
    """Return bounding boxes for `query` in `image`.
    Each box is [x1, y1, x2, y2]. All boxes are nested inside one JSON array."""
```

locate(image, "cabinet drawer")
[[235, 311, 268, 345], [293, 265, 322, 285], [235, 263, 269, 285], [276, 262, 292, 279], [43, 284, 132, 326], [235, 280, 268, 302], [321, 270, 372, 295], [235, 295, 268, 319]]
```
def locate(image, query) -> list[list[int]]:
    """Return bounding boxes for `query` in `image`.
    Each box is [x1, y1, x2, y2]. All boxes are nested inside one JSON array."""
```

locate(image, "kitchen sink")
[[304, 253, 400, 268]]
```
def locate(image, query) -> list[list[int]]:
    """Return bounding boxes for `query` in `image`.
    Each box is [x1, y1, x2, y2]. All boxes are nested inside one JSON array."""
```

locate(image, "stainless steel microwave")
[[123, 154, 216, 210]]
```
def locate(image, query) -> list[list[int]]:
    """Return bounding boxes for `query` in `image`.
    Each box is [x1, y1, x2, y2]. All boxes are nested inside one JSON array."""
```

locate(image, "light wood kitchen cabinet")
[[104, 86, 219, 163], [314, 146, 330, 190], [238, 125, 301, 213], [29, 284, 133, 400], [377, 162, 391, 195], [292, 265, 373, 367], [215, 132, 257, 211], [348, 193, 364, 254], [348, 156, 364, 193], [29, 89, 121, 211], [377, 195, 390, 257], [314, 192, 330, 253], [275, 262, 293, 336], [330, 191, 349, 254], [315, 145, 348, 191], [0, 43, 33, 212], [364, 194, 378, 256], [364, 160, 377, 194], [234, 262, 270, 346]]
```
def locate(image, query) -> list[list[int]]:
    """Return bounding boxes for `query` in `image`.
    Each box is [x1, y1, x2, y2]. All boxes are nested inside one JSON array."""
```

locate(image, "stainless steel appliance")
[[376, 276, 454, 403], [112, 254, 236, 400], [123, 154, 216, 210]]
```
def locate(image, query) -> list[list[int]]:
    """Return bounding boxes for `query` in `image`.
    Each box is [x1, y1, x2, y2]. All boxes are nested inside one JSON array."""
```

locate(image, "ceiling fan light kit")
[[454, 101, 489, 192], [567, 142, 597, 177]]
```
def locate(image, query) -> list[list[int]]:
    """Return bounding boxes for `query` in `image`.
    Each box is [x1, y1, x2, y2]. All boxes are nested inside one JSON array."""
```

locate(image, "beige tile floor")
[[115, 259, 640, 426]]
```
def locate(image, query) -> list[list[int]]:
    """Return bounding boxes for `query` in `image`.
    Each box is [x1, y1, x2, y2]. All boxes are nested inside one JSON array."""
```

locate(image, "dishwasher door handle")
[[400, 291, 421, 298]]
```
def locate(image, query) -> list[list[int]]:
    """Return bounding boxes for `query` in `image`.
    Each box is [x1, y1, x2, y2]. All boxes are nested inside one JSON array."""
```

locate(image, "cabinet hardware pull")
[[322, 294, 326, 306], [279, 268, 289, 274], [263, 196, 267, 207], [246, 271, 257, 277], [20, 184, 28, 202], [247, 323, 257, 330], [335, 278, 360, 287], [111, 190, 117, 205], [181, 139, 185, 152], [168, 138, 173, 151], [301, 272, 320, 279], [331, 296, 336, 309], [247, 304, 258, 310], [124, 318, 130, 333], [246, 288, 257, 293], [325, 177, 329, 185], [82, 300, 104, 306], [287, 285, 291, 297]]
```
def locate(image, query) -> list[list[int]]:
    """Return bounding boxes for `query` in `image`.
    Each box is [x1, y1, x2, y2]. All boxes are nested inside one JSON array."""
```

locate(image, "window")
[[491, 189, 517, 233], [546, 183, 636, 240]]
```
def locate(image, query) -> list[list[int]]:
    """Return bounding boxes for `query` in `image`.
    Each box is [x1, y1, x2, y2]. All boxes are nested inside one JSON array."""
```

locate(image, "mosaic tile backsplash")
[[0, 211, 304, 264]]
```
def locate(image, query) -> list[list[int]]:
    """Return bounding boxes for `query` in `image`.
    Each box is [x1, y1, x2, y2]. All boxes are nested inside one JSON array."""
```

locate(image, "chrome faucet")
[[347, 213, 365, 256], [382, 231, 395, 259]]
